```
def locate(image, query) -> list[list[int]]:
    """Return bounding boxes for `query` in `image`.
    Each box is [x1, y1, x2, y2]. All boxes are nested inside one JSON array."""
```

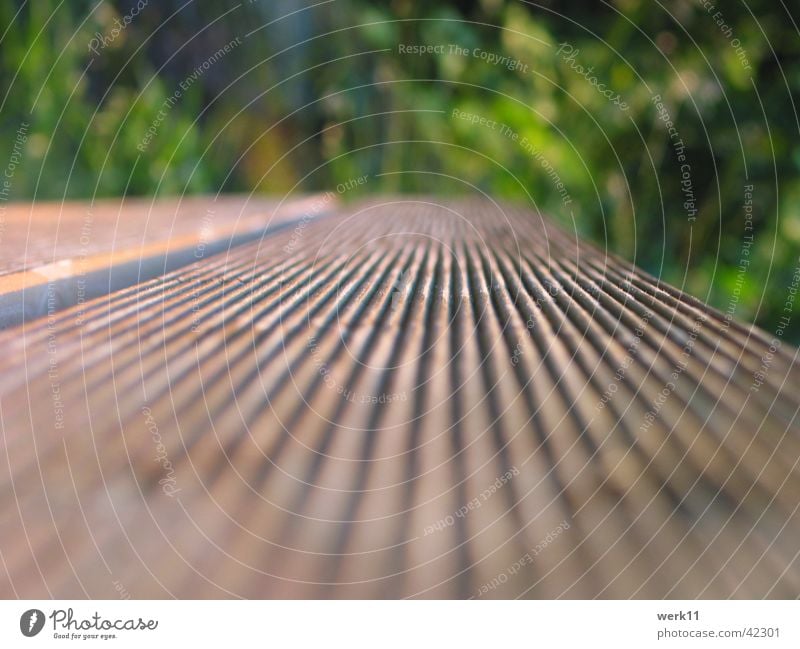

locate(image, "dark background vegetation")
[[1, 0, 799, 340]]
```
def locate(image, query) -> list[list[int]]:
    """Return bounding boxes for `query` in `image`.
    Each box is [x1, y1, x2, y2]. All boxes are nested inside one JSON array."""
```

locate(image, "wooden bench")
[[1, 196, 798, 598]]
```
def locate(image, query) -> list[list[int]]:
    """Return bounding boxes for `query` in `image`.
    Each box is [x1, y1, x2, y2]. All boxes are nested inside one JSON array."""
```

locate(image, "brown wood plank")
[[0, 197, 798, 599]]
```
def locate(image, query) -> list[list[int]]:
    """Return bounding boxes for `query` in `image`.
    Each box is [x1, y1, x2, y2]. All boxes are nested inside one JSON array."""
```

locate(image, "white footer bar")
[[1, 600, 797, 647]]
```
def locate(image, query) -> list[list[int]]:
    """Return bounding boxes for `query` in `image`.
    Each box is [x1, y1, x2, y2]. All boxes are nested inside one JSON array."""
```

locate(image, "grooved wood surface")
[[1, 197, 798, 598]]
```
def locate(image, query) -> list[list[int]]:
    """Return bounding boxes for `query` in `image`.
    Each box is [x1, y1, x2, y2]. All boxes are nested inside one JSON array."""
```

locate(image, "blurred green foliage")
[[1, 0, 799, 340]]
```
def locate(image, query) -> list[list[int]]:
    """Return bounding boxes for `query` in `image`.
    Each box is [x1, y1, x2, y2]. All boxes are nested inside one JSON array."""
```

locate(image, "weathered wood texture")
[[0, 197, 798, 598], [0, 195, 324, 327]]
